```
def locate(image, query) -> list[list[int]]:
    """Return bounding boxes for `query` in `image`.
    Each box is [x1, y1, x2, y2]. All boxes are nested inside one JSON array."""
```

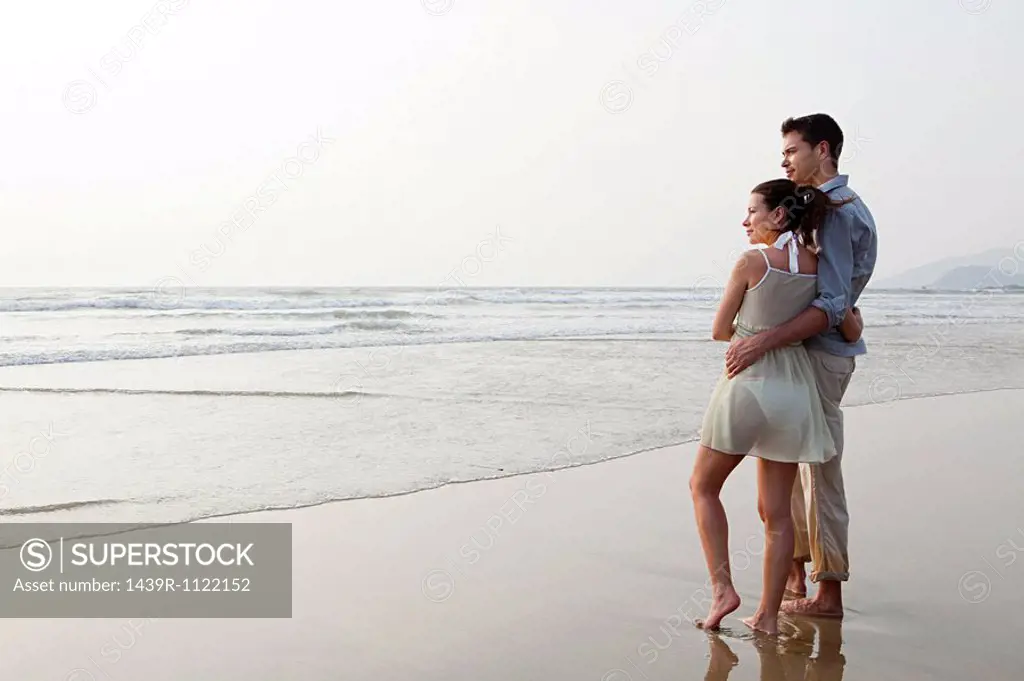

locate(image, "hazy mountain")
[[930, 265, 1024, 290], [875, 247, 1022, 289]]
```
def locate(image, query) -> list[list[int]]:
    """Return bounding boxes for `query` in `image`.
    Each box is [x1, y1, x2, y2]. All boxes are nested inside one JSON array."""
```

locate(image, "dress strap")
[[771, 231, 800, 274], [756, 247, 770, 268]]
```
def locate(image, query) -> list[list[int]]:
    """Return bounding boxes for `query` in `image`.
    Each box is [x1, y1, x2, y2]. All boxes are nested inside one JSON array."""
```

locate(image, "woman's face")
[[743, 193, 783, 245]]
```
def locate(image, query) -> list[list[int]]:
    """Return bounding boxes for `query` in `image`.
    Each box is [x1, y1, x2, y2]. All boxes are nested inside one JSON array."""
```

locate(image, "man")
[[724, 113, 877, 618]]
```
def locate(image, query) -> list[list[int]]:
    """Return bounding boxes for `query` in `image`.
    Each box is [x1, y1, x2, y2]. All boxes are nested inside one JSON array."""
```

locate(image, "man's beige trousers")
[[792, 349, 856, 582]]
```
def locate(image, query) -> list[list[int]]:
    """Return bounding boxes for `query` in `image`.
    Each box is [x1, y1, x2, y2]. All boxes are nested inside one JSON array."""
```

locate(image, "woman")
[[690, 179, 861, 635]]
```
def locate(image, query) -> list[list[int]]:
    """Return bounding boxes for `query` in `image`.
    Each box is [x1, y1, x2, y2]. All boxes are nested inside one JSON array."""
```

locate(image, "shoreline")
[[3, 389, 1022, 679], [1, 386, 1021, 529], [2, 386, 1024, 534]]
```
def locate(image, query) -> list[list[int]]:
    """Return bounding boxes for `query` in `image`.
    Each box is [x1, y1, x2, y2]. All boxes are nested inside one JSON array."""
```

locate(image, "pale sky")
[[2, 0, 1020, 288]]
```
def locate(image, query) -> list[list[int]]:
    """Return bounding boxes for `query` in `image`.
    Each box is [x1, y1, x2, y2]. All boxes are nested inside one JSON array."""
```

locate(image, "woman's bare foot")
[[785, 560, 806, 598], [695, 585, 741, 631], [741, 610, 779, 636]]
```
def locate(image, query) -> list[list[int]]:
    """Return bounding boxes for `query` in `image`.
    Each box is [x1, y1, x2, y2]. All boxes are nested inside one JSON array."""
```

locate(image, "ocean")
[[2, 286, 1023, 527]]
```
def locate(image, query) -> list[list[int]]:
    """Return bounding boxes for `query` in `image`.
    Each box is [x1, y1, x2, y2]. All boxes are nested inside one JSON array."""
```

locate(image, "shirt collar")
[[818, 174, 849, 193]]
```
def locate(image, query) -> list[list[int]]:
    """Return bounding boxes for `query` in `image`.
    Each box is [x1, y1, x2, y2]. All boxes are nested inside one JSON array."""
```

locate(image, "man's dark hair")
[[781, 113, 844, 166]]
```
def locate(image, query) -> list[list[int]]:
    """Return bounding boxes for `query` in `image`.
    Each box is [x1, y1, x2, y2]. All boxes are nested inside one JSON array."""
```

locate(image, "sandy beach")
[[7, 0, 1023, 676], [3, 389, 1023, 680]]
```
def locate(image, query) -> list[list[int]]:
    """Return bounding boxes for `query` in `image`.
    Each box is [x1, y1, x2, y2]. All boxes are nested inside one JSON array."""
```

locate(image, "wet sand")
[[3, 390, 1023, 680]]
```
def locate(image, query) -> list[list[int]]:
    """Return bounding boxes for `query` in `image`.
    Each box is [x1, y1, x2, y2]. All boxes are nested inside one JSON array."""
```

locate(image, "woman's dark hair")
[[751, 179, 848, 250]]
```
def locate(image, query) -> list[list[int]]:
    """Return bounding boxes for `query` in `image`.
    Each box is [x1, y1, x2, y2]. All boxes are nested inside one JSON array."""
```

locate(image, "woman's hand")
[[839, 306, 863, 342]]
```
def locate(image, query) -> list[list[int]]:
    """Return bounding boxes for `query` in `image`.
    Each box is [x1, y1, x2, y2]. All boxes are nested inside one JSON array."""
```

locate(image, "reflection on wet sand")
[[703, 618, 845, 681]]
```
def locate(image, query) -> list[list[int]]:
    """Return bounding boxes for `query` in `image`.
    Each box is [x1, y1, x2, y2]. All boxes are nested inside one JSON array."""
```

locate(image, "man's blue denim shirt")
[[805, 174, 878, 358]]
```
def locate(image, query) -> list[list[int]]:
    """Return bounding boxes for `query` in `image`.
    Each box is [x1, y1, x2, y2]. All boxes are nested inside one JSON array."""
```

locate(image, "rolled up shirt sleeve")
[[812, 210, 855, 329]]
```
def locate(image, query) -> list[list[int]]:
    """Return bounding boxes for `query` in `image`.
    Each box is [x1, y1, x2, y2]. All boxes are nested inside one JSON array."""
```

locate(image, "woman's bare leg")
[[689, 445, 744, 630], [743, 458, 799, 635]]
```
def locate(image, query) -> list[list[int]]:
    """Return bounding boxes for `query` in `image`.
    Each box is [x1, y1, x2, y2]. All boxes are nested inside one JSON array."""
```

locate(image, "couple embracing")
[[690, 113, 878, 635]]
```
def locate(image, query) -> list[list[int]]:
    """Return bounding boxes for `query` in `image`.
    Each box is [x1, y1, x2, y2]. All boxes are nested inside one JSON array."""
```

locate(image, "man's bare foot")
[[785, 561, 806, 598], [779, 597, 843, 619], [741, 610, 779, 636], [694, 585, 741, 631]]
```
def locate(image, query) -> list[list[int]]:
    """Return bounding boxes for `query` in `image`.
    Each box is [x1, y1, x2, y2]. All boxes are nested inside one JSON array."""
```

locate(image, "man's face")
[[781, 131, 826, 186]]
